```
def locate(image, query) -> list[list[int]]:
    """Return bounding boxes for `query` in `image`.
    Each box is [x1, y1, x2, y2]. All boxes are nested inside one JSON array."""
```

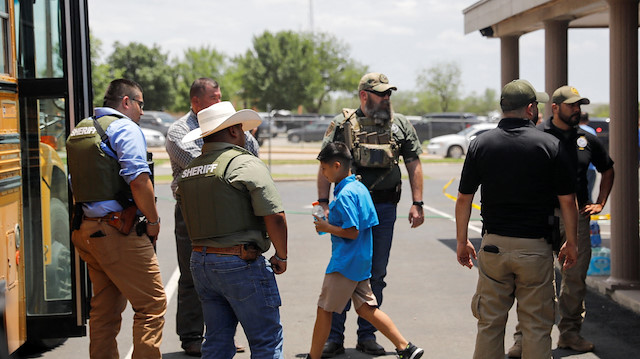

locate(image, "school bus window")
[[0, 1, 9, 74], [34, 0, 63, 78], [14, 0, 63, 79]]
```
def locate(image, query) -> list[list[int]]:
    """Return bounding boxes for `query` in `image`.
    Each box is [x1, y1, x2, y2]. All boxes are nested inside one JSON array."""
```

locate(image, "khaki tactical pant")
[[472, 234, 555, 359], [72, 219, 167, 359], [557, 209, 592, 337]]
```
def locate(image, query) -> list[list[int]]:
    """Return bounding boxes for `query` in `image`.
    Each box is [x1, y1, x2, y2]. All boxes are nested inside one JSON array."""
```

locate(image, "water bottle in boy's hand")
[[312, 201, 327, 235]]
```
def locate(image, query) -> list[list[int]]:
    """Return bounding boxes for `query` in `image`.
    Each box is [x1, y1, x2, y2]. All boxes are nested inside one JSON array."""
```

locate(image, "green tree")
[[237, 30, 365, 112], [172, 46, 227, 112], [391, 91, 440, 116], [592, 104, 610, 117], [309, 32, 366, 112], [417, 61, 462, 112], [108, 42, 174, 110], [90, 32, 122, 108], [460, 88, 499, 115]]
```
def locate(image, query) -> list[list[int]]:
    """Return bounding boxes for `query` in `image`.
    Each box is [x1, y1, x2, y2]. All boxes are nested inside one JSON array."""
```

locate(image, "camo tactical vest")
[[178, 146, 265, 241], [66, 115, 131, 203], [341, 108, 399, 168]]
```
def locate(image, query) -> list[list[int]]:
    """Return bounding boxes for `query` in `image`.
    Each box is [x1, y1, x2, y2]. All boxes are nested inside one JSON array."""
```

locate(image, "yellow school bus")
[[0, 0, 92, 354]]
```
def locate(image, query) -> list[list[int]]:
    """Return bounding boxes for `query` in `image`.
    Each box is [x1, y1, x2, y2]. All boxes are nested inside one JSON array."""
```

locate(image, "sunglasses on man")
[[365, 89, 393, 98]]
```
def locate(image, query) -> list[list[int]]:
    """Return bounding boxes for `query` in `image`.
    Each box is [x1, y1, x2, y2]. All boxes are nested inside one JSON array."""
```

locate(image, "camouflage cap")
[[552, 85, 590, 105], [500, 79, 549, 112], [358, 72, 398, 92]]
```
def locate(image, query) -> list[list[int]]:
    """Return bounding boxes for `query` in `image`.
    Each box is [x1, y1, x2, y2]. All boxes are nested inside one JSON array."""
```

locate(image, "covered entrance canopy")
[[463, 0, 640, 289]]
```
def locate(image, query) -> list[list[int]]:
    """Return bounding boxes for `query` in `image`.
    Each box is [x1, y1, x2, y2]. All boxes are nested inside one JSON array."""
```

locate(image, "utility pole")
[[309, 0, 314, 33]]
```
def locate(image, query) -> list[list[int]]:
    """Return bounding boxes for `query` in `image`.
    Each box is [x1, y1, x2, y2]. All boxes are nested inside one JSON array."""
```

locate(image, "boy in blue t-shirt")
[[306, 142, 423, 359]]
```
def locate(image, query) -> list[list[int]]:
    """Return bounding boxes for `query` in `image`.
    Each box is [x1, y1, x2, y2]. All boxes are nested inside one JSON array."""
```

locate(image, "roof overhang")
[[463, 0, 621, 38]]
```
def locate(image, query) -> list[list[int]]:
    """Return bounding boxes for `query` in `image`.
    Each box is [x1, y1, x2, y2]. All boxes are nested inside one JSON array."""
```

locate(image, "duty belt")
[[193, 244, 260, 261], [192, 245, 243, 255]]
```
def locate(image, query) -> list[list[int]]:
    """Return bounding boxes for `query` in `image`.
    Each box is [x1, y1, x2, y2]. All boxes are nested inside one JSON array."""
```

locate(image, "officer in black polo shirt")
[[455, 79, 578, 359], [507, 86, 614, 357]]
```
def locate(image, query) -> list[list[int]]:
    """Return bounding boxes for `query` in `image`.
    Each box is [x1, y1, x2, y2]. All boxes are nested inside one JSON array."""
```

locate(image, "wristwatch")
[[148, 217, 161, 226], [412, 201, 424, 207]]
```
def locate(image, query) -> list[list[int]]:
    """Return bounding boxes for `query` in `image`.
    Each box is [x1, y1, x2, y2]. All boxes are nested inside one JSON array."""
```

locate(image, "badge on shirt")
[[391, 123, 399, 134], [577, 136, 588, 150]]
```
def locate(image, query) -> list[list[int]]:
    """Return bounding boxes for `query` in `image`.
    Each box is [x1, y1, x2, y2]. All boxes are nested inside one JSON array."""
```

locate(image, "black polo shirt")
[[459, 118, 576, 238], [537, 120, 614, 207]]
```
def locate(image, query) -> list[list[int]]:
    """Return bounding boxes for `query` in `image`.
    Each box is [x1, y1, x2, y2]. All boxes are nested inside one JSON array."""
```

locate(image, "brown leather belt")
[[84, 212, 120, 221], [192, 245, 243, 255]]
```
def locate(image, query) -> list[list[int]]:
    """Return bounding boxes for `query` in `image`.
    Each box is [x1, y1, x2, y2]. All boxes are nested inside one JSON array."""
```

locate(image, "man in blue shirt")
[[67, 79, 166, 359], [307, 142, 423, 359]]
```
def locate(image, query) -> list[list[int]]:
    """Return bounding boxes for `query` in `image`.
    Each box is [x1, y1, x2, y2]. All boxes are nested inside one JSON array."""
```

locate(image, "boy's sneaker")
[[396, 342, 424, 359]]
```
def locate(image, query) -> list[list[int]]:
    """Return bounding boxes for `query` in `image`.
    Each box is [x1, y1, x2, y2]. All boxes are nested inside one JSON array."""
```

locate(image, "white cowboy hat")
[[182, 101, 262, 143]]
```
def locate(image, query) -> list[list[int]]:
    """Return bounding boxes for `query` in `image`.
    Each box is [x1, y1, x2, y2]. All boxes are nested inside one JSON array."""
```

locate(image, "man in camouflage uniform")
[[317, 72, 425, 357]]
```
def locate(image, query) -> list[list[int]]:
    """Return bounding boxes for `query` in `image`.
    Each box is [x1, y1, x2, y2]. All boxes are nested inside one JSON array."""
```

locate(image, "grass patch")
[[154, 174, 173, 183], [419, 158, 464, 164], [153, 158, 170, 166], [270, 173, 316, 179], [261, 159, 319, 165], [258, 158, 464, 166]]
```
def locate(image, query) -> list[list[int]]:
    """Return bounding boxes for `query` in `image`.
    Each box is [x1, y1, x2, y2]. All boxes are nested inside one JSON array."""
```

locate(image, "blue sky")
[[89, 0, 611, 104]]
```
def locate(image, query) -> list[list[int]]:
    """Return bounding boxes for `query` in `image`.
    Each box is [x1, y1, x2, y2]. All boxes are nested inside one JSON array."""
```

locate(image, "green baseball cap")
[[500, 79, 549, 112], [358, 72, 398, 92], [552, 85, 590, 105]]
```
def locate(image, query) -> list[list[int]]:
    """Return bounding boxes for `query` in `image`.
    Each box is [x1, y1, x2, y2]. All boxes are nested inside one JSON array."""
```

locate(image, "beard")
[[560, 111, 580, 127], [364, 96, 392, 123]]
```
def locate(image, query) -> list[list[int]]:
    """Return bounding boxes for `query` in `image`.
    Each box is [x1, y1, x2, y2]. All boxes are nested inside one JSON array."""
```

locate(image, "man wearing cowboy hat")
[[165, 78, 258, 355], [176, 101, 288, 359]]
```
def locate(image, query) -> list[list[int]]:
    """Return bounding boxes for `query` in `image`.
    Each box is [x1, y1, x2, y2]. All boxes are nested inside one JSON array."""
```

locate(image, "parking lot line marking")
[[422, 204, 482, 234], [124, 267, 180, 359]]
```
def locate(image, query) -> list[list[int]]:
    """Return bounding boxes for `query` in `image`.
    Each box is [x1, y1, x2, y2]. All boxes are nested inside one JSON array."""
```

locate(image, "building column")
[[606, 0, 640, 289], [500, 35, 519, 87], [544, 20, 569, 119]]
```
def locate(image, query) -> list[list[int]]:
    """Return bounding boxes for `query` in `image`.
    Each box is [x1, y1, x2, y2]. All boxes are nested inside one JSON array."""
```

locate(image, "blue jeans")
[[328, 203, 397, 344], [190, 251, 283, 359]]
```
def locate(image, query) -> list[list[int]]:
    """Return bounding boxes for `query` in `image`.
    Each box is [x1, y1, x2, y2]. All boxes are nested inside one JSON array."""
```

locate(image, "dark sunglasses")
[[365, 89, 392, 98]]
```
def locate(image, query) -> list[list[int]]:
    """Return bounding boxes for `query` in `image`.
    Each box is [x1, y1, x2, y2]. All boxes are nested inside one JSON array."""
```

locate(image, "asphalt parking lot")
[[19, 141, 640, 359]]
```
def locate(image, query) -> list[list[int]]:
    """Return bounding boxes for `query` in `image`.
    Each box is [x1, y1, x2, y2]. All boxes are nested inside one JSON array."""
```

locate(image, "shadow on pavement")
[[439, 238, 640, 359]]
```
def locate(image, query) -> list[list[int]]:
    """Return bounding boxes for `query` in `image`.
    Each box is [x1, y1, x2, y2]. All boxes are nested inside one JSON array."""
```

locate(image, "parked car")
[[141, 127, 166, 148], [585, 117, 610, 150], [139, 110, 175, 136], [287, 122, 330, 143], [410, 112, 481, 142], [426, 123, 498, 158], [254, 113, 283, 146]]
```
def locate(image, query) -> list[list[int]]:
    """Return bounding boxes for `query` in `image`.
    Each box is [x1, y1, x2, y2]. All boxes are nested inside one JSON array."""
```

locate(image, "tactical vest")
[[178, 146, 265, 241], [341, 108, 399, 169], [66, 115, 131, 203]]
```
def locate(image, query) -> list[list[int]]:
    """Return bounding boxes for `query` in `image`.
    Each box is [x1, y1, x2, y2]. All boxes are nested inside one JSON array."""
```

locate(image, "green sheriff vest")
[[177, 145, 267, 249], [66, 115, 131, 203]]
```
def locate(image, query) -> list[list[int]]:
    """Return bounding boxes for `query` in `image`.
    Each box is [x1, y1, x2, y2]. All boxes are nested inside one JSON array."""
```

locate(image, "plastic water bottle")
[[589, 220, 601, 247], [312, 201, 327, 235], [587, 246, 611, 276]]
